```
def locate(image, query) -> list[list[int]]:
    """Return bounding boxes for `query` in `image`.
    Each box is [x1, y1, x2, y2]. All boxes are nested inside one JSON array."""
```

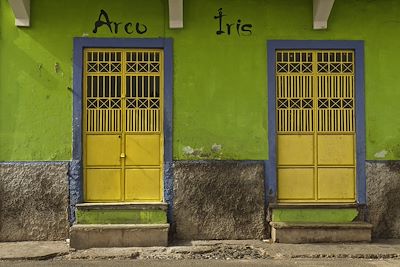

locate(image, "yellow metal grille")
[[276, 51, 354, 133], [85, 50, 162, 133], [83, 49, 164, 202], [276, 50, 356, 203]]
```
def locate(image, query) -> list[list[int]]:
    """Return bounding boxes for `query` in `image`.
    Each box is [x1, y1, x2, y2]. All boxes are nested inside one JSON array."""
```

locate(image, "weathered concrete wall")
[[173, 161, 265, 240], [0, 162, 69, 241], [366, 161, 400, 238]]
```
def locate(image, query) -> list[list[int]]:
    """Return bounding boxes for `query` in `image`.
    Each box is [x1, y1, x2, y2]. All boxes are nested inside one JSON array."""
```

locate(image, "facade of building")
[[0, 0, 400, 244]]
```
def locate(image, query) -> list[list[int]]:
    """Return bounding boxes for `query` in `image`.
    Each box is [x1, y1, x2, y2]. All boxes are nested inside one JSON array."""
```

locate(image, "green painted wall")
[[272, 209, 358, 223], [76, 209, 167, 224], [1, 0, 400, 161]]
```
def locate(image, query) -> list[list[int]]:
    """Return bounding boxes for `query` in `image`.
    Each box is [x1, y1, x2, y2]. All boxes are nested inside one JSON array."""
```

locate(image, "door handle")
[[120, 153, 126, 158]]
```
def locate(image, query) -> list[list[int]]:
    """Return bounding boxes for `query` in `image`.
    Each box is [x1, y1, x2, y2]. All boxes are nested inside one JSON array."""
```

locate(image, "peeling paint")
[[54, 62, 61, 73], [182, 144, 223, 159], [183, 146, 194, 155], [374, 150, 388, 158], [211, 144, 222, 153]]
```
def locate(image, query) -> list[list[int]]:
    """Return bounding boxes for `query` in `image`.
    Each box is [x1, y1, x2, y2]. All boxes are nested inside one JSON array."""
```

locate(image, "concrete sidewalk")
[[0, 239, 399, 261]]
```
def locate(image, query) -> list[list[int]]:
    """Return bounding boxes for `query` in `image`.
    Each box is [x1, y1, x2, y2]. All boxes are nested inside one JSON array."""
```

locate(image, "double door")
[[276, 50, 356, 202], [83, 48, 163, 202]]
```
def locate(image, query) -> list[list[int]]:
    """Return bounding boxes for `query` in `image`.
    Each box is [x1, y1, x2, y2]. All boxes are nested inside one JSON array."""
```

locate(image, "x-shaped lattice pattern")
[[277, 63, 288, 73], [110, 99, 121, 108], [138, 63, 149, 72], [318, 99, 329, 109], [302, 63, 312, 72], [149, 99, 160, 108], [150, 63, 160, 72], [98, 99, 109, 108], [278, 99, 289, 109], [342, 99, 353, 108], [289, 63, 300, 72], [342, 63, 353, 73], [290, 99, 301, 109], [317, 63, 329, 73], [99, 63, 109, 72], [330, 63, 341, 73], [87, 99, 97, 108], [330, 98, 341, 108], [110, 63, 121, 72], [87, 63, 97, 72], [126, 63, 137, 72], [302, 99, 313, 108]]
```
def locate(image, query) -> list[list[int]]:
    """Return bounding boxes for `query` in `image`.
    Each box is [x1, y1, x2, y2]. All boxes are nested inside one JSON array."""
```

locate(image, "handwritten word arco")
[[93, 9, 147, 35]]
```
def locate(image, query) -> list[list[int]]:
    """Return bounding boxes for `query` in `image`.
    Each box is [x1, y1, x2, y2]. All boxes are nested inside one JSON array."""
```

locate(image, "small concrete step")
[[270, 222, 372, 243], [70, 224, 169, 249]]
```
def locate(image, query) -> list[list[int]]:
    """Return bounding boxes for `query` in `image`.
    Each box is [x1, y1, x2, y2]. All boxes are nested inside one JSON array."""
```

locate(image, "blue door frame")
[[265, 40, 366, 205], [70, 38, 174, 223]]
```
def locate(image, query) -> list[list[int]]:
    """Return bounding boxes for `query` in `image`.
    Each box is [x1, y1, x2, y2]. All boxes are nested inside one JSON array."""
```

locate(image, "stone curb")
[[0, 252, 70, 261]]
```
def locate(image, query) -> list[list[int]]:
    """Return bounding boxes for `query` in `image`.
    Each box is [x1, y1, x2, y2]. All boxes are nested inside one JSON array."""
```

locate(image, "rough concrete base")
[[0, 162, 69, 241], [270, 222, 372, 243], [367, 161, 400, 238], [173, 161, 265, 240], [69, 224, 169, 249]]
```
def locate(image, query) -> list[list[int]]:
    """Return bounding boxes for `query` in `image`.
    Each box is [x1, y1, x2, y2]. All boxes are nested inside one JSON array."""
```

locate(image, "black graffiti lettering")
[[226, 23, 234, 35], [113, 22, 122, 34], [92, 9, 113, 33], [124, 23, 133, 34], [136, 23, 147, 34], [92, 9, 148, 35], [241, 24, 252, 35], [214, 8, 225, 35], [214, 8, 252, 36], [236, 20, 242, 35]]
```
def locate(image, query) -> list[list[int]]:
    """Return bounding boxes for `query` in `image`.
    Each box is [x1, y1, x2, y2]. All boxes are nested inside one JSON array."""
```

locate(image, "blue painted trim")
[[72, 38, 174, 223], [266, 40, 366, 205], [266, 42, 277, 205], [354, 42, 366, 205]]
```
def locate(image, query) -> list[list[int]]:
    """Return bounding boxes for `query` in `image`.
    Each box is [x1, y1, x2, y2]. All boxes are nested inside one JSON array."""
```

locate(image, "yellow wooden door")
[[83, 49, 164, 202], [276, 50, 355, 203]]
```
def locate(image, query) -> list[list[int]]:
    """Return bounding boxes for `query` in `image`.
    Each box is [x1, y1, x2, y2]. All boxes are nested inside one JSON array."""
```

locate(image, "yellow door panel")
[[125, 135, 160, 166], [86, 135, 121, 166], [86, 169, 121, 201], [278, 135, 314, 165], [318, 135, 354, 165], [125, 169, 161, 201], [277, 168, 315, 200], [318, 168, 355, 200]]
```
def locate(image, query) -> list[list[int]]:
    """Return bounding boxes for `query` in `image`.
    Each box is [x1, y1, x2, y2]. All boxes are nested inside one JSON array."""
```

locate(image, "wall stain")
[[183, 144, 223, 160]]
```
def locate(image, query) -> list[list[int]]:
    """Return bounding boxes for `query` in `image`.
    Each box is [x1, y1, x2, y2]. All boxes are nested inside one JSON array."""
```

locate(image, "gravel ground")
[[60, 242, 400, 261]]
